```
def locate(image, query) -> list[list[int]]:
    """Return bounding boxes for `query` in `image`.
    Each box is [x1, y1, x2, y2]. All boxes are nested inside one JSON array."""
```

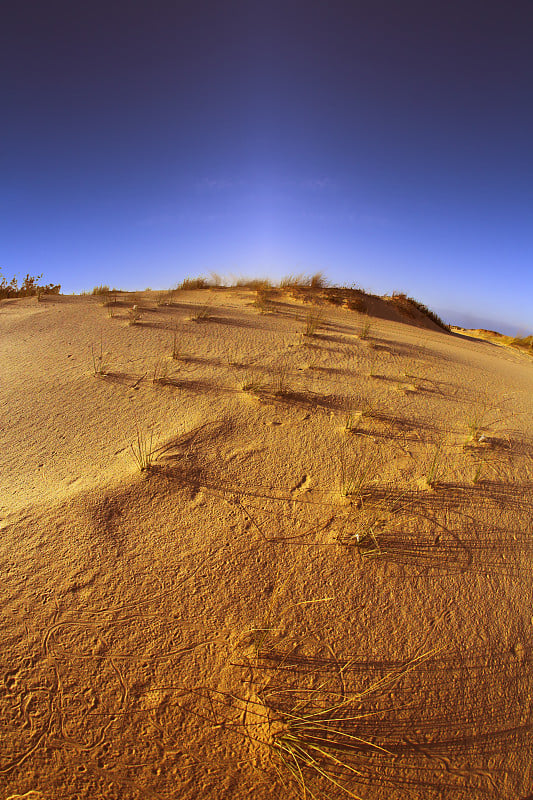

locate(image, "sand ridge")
[[1, 288, 533, 799]]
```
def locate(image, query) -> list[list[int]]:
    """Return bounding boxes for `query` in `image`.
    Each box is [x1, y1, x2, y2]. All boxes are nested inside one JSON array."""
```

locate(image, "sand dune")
[[1, 287, 532, 799]]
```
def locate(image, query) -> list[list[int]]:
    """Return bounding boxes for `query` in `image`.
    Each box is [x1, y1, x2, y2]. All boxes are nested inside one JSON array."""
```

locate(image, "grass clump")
[[170, 325, 180, 359], [191, 303, 212, 322], [240, 368, 264, 394], [179, 276, 209, 290], [359, 321, 372, 340], [152, 359, 172, 385], [272, 359, 290, 396], [91, 338, 111, 376], [280, 272, 326, 290], [257, 650, 438, 800], [235, 277, 272, 290], [338, 440, 380, 500], [129, 422, 155, 471], [303, 309, 325, 337], [157, 290, 175, 306], [463, 399, 503, 446], [344, 410, 363, 434], [253, 287, 274, 313], [422, 442, 445, 489]]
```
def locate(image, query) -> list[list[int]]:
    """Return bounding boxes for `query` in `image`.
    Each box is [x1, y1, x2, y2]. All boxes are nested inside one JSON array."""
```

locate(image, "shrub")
[[179, 276, 209, 290], [0, 270, 47, 299]]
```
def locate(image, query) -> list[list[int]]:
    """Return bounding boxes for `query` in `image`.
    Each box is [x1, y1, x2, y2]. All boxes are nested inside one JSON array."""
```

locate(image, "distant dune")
[[1, 285, 532, 800]]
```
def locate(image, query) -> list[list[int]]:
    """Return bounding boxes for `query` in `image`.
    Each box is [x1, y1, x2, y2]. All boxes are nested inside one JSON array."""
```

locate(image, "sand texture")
[[1, 288, 532, 800]]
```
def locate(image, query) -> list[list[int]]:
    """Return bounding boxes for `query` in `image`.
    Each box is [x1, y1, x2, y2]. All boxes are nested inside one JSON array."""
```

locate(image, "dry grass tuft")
[[129, 421, 156, 471], [90, 338, 111, 376]]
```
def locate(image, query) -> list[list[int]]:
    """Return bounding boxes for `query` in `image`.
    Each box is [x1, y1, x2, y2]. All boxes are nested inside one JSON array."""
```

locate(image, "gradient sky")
[[2, 0, 532, 333]]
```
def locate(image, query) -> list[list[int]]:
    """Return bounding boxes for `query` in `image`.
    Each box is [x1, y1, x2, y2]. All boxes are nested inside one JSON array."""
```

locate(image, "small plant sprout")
[[465, 403, 496, 446], [368, 355, 379, 378], [464, 397, 508, 447], [472, 459, 485, 484], [152, 358, 170, 385], [129, 421, 155, 471], [170, 325, 180, 360], [191, 303, 212, 322], [338, 440, 379, 500], [423, 442, 444, 489], [105, 294, 118, 318], [240, 366, 263, 394], [91, 338, 111, 376], [272, 359, 290, 395], [359, 320, 372, 340], [344, 409, 363, 433]]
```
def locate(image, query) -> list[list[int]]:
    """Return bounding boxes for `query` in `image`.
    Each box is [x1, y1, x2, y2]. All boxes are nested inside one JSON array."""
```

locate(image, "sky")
[[1, 0, 532, 334]]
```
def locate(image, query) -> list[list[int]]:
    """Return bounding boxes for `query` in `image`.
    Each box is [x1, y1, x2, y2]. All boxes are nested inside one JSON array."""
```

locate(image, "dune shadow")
[[127, 319, 171, 330], [101, 371, 144, 386], [259, 388, 345, 411], [198, 314, 264, 330], [151, 376, 216, 392]]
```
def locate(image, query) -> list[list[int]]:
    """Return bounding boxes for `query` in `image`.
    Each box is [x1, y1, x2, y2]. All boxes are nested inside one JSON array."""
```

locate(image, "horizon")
[[2, 1, 532, 334], [4, 270, 527, 338]]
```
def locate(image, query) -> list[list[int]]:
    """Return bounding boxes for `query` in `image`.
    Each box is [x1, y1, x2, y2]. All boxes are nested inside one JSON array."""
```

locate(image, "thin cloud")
[[301, 177, 334, 190]]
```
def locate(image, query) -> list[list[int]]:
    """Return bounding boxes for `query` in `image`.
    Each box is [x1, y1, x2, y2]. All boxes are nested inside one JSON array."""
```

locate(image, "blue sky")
[[1, 0, 532, 333]]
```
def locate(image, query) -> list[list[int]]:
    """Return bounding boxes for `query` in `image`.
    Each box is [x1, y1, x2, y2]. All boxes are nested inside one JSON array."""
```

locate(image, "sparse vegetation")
[[170, 325, 180, 359], [424, 441, 445, 488], [128, 305, 142, 325], [90, 338, 111, 376], [179, 276, 209, 290], [359, 320, 372, 340], [191, 303, 212, 322], [391, 293, 450, 332], [4, 271, 532, 800], [0, 270, 59, 299], [510, 335, 533, 355], [338, 439, 380, 499], [240, 366, 264, 394], [129, 421, 155, 471], [303, 309, 325, 337], [253, 287, 274, 313], [272, 359, 290, 395], [152, 358, 171, 385], [257, 651, 437, 800], [92, 285, 110, 296]]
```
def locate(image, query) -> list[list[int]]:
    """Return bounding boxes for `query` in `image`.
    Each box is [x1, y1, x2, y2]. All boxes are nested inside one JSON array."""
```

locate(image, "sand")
[[1, 287, 532, 800]]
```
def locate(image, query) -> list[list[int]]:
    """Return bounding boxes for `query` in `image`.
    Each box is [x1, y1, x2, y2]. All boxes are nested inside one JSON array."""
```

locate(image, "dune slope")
[[1, 289, 532, 800]]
